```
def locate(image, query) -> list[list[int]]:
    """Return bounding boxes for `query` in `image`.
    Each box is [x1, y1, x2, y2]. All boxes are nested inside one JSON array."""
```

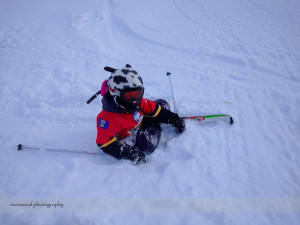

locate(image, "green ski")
[[182, 115, 233, 125]]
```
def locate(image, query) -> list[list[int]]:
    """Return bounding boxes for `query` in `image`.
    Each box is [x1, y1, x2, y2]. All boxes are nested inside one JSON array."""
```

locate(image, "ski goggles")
[[119, 87, 144, 103]]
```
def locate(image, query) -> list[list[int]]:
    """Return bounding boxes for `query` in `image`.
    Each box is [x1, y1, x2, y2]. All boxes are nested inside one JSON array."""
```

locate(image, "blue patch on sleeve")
[[98, 119, 110, 129], [133, 111, 143, 123]]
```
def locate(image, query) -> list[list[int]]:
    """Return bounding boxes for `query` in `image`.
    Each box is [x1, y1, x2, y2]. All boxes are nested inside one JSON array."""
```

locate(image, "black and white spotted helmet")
[[104, 64, 144, 113], [105, 64, 143, 97]]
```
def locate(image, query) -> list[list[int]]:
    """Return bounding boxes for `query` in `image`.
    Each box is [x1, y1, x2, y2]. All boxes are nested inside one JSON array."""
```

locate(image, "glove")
[[128, 150, 147, 165], [168, 112, 185, 133], [101, 141, 147, 165], [121, 145, 147, 165], [127, 147, 147, 165]]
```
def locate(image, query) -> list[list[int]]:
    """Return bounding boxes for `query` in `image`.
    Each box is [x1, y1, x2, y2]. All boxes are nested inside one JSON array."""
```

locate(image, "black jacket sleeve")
[[154, 107, 173, 123], [146, 107, 186, 133], [98, 140, 126, 159], [98, 140, 147, 164]]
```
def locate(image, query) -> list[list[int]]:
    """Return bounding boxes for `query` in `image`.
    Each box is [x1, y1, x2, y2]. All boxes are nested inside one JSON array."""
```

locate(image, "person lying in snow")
[[96, 64, 185, 164]]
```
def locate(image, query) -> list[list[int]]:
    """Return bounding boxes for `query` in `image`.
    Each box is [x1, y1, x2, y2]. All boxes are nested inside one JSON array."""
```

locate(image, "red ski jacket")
[[96, 97, 161, 148]]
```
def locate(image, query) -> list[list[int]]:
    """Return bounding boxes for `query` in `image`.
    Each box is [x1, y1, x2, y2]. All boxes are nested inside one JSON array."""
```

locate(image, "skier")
[[96, 64, 185, 164]]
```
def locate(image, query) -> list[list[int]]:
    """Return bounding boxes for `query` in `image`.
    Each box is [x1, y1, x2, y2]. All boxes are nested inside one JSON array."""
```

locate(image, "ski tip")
[[230, 116, 234, 125], [17, 144, 23, 151]]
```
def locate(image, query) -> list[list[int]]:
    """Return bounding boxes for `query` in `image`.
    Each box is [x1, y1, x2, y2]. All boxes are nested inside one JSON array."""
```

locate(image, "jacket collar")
[[101, 94, 126, 114]]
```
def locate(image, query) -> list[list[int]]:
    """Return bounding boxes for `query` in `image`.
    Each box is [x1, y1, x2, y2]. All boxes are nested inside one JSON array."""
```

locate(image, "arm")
[[141, 98, 185, 133], [153, 107, 185, 133], [98, 138, 147, 164]]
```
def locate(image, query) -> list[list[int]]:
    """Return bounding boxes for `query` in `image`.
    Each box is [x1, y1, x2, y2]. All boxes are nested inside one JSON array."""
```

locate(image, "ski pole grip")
[[166, 72, 171, 76], [86, 90, 101, 104], [18, 144, 23, 150]]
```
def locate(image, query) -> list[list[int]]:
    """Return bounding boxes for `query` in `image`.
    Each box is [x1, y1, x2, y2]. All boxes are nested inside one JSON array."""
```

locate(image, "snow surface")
[[1, 0, 300, 224]]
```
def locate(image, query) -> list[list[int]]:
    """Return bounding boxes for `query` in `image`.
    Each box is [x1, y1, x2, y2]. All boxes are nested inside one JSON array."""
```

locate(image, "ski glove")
[[126, 147, 147, 165], [150, 107, 185, 133], [101, 141, 147, 165], [168, 112, 185, 133]]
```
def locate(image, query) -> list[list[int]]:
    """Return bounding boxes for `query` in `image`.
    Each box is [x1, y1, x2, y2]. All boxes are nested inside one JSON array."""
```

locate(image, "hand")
[[169, 113, 185, 133], [126, 147, 147, 165]]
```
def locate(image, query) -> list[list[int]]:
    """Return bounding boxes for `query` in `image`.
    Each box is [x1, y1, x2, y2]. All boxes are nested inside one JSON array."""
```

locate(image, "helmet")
[[105, 64, 144, 113]]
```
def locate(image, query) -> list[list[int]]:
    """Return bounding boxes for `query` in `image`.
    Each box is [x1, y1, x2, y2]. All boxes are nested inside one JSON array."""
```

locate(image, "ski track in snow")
[[1, 0, 300, 224]]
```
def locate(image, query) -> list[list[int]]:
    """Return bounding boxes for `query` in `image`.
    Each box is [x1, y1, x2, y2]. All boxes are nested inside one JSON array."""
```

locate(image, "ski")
[[182, 115, 233, 126]]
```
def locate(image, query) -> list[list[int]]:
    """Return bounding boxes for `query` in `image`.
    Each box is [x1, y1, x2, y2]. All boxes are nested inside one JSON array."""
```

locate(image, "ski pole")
[[166, 72, 178, 113], [86, 90, 101, 104], [17, 144, 103, 156]]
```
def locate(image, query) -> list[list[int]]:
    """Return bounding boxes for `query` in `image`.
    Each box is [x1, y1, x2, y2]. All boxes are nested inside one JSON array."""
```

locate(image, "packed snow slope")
[[1, 0, 300, 224]]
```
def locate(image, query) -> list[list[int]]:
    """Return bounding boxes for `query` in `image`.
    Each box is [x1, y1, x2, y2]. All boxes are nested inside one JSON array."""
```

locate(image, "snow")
[[1, 0, 300, 224]]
